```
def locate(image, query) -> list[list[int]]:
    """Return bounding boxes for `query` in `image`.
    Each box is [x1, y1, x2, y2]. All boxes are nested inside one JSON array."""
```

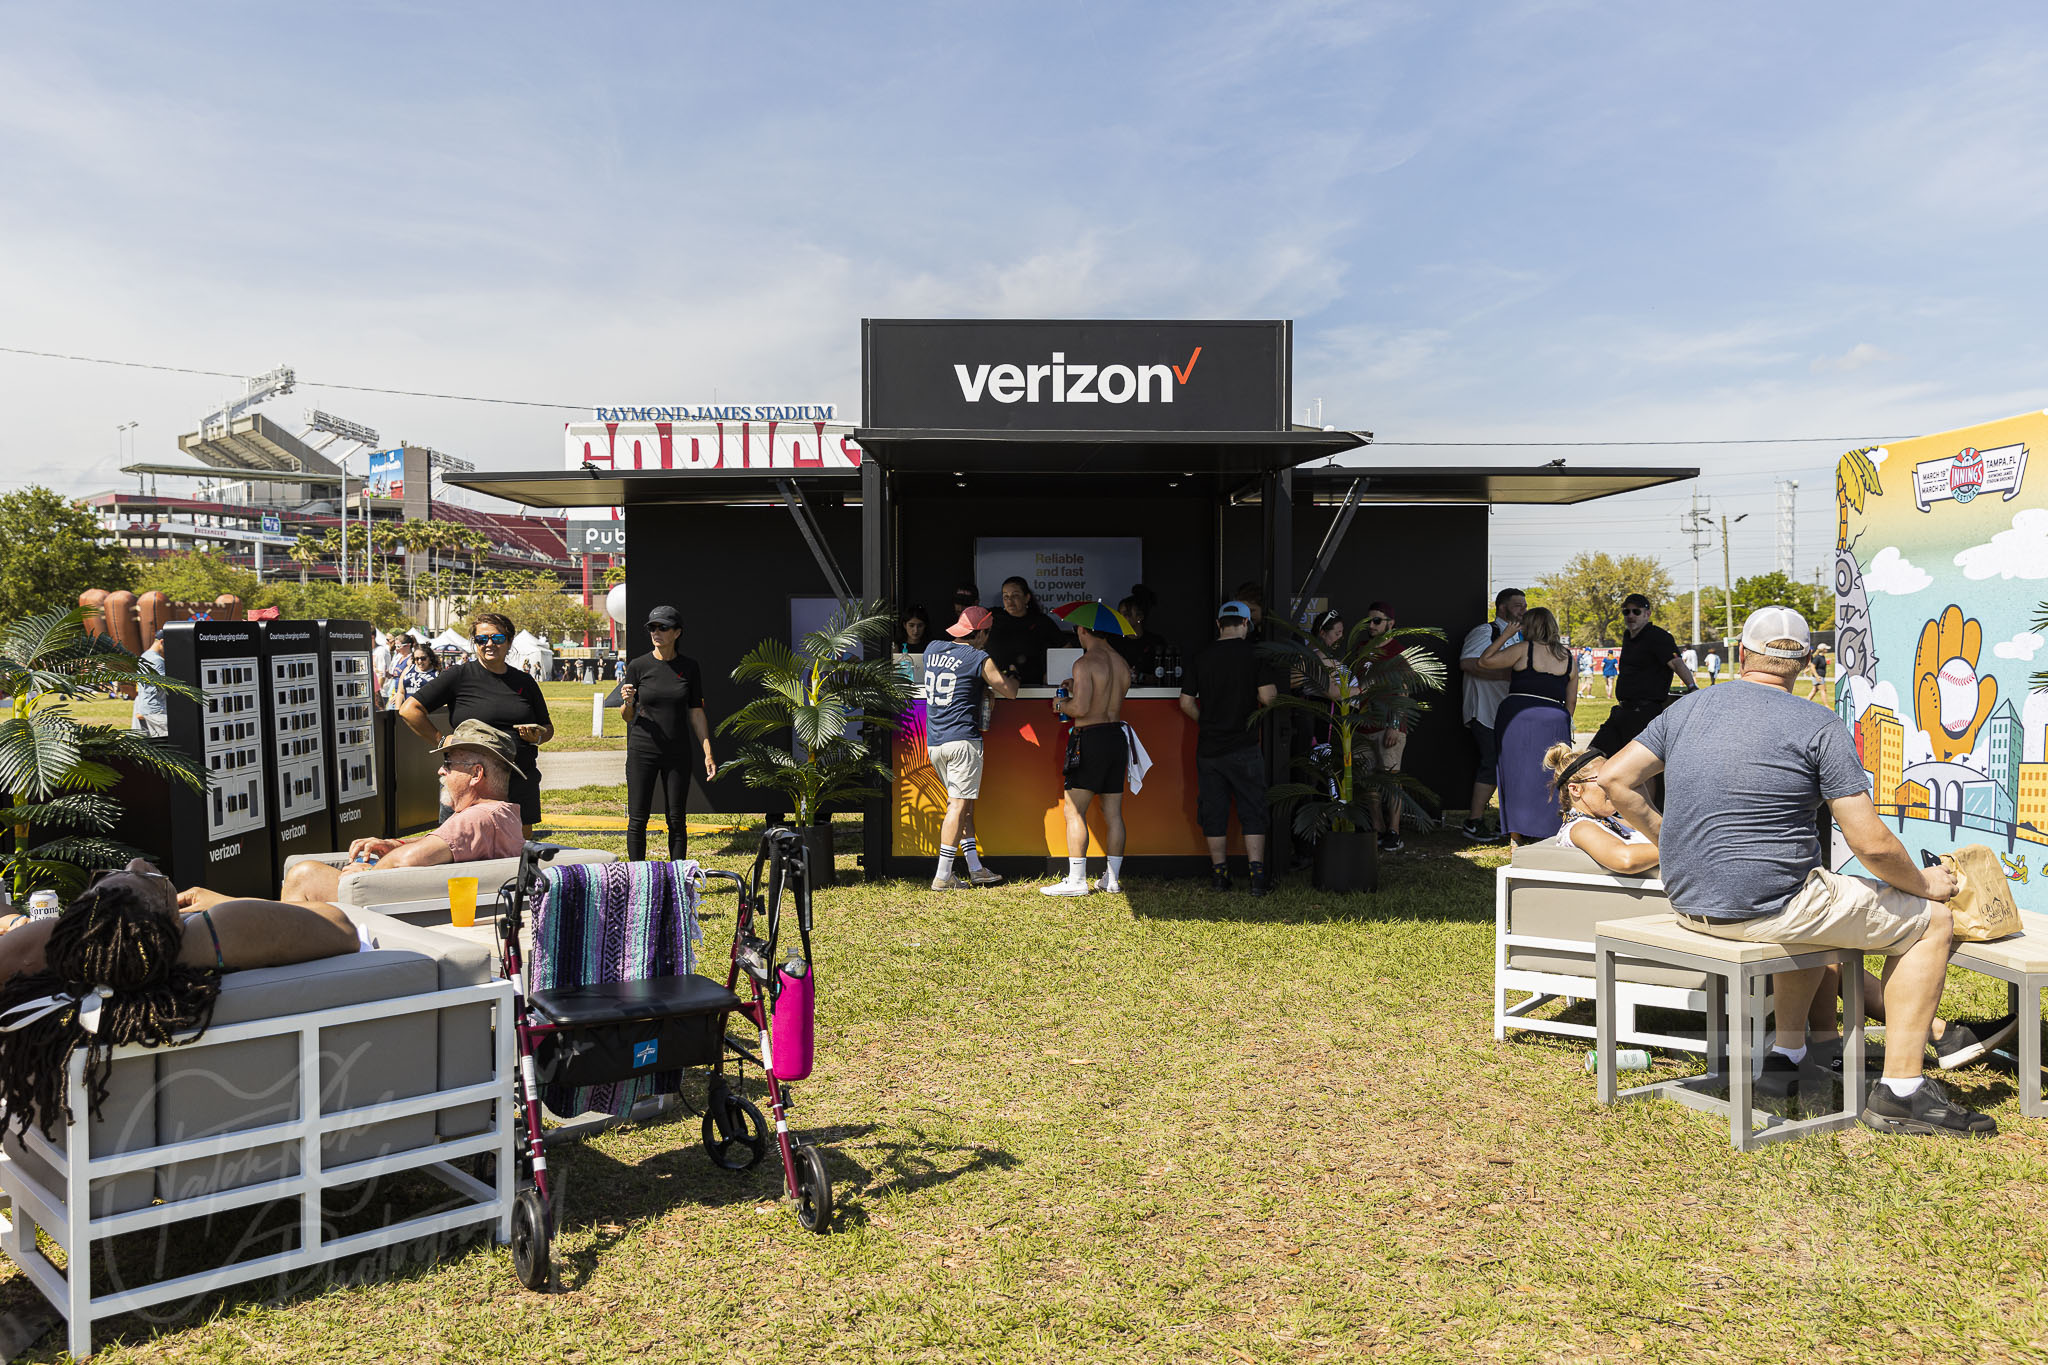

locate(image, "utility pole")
[[1722, 512, 1748, 646], [1681, 490, 1713, 649]]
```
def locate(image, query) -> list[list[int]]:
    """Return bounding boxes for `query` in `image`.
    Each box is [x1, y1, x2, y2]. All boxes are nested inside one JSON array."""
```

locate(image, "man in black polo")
[[1590, 593, 1696, 761]]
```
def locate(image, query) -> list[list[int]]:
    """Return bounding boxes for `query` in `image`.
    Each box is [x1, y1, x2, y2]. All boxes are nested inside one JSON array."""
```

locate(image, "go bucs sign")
[[862, 319, 1292, 432]]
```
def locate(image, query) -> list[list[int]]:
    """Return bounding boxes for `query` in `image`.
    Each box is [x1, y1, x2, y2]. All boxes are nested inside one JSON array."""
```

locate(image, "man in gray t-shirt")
[[1603, 606, 1988, 1139]]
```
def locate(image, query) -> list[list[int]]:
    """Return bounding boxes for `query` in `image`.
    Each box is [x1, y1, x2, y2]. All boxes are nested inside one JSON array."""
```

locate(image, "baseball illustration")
[[1936, 656, 1978, 736]]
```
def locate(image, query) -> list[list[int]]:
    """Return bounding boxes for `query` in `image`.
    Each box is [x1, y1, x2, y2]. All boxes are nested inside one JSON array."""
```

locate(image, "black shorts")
[[1064, 724, 1128, 793], [1467, 719, 1498, 785], [1196, 746, 1270, 837]]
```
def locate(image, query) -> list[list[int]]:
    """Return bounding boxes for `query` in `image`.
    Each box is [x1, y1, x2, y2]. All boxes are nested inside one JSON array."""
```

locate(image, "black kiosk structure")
[[449, 317, 1693, 882]]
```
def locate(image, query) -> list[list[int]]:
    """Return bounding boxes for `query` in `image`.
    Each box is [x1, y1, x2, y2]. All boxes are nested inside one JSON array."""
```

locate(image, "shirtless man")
[[1042, 623, 1134, 896]]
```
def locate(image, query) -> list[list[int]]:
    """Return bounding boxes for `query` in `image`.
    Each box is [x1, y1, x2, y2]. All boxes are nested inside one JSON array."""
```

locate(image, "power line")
[[0, 345, 1929, 439], [0, 345, 587, 410], [1370, 436, 1894, 447]]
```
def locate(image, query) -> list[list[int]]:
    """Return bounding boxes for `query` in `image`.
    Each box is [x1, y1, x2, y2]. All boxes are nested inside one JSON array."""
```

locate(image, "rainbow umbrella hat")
[[1053, 600, 1135, 636]]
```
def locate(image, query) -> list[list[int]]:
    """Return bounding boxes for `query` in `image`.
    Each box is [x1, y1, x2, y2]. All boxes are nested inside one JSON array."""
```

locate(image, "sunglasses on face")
[[473, 633, 509, 645], [437, 759, 485, 774], [1622, 609, 1646, 617], [1365, 617, 1388, 628]]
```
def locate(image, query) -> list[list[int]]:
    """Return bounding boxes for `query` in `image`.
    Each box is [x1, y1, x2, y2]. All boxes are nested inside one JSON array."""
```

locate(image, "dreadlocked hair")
[[0, 879, 221, 1137]]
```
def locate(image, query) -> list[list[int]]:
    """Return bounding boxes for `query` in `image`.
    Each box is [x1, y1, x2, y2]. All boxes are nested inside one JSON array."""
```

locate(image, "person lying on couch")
[[1541, 743, 1658, 875], [0, 862, 362, 1133], [200, 720, 527, 915]]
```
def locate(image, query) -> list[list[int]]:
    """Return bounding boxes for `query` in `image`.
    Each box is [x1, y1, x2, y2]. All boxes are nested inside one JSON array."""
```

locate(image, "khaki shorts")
[[929, 738, 984, 800], [1679, 867, 1932, 956]]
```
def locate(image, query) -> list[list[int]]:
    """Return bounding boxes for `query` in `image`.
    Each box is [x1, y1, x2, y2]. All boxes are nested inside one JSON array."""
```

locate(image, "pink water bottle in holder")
[[769, 956, 815, 1081]]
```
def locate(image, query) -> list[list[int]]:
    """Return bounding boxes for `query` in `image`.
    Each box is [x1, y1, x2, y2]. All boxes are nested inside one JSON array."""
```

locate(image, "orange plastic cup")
[[447, 876, 480, 929]]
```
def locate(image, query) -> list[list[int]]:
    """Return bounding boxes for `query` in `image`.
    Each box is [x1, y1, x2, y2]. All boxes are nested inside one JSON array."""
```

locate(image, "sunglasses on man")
[[1622, 608, 1647, 617], [473, 632, 509, 645]]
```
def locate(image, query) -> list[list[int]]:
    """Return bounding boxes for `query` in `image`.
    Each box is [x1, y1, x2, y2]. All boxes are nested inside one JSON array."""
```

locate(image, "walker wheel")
[[702, 1094, 768, 1171], [793, 1144, 833, 1234], [511, 1186, 552, 1291]]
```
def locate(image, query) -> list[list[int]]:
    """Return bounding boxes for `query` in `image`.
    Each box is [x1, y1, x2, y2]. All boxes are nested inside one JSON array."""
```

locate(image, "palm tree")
[[288, 533, 324, 585], [0, 608, 205, 900], [1260, 622, 1449, 840], [716, 599, 910, 827]]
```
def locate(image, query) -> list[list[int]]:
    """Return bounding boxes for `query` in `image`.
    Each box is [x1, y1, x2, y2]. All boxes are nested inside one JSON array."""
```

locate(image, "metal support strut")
[[778, 479, 853, 606]]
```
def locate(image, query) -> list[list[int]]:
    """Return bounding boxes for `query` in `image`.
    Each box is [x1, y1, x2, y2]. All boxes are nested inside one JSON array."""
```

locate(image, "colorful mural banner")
[[1834, 408, 2048, 902]]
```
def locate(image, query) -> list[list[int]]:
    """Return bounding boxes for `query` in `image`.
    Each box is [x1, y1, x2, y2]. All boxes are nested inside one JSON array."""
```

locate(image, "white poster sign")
[[973, 537, 1142, 612]]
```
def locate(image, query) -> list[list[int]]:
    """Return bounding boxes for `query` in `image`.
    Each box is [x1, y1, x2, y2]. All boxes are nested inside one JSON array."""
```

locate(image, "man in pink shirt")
[[181, 720, 527, 917]]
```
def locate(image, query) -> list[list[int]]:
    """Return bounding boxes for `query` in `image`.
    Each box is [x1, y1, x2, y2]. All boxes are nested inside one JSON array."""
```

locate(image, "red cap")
[[948, 605, 994, 637]]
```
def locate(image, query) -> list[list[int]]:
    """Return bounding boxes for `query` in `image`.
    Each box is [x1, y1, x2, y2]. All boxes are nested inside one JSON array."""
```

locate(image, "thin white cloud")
[[1956, 508, 2048, 581], [1994, 631, 2045, 662], [1811, 342, 1888, 374], [1862, 546, 1932, 596]]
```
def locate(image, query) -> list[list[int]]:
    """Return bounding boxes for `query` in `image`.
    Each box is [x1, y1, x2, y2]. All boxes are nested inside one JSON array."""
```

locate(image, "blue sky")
[[4, 2, 2047, 590]]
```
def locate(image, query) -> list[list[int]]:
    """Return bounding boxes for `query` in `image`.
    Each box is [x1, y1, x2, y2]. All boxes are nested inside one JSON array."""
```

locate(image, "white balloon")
[[605, 583, 628, 625]]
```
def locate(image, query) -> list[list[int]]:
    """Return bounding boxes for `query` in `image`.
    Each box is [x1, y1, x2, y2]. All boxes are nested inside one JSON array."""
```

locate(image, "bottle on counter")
[[1170, 648, 1183, 684], [1151, 653, 1166, 687]]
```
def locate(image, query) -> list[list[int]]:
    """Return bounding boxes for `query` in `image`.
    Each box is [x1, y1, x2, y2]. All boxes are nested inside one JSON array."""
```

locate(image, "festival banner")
[[1834, 409, 2048, 903]]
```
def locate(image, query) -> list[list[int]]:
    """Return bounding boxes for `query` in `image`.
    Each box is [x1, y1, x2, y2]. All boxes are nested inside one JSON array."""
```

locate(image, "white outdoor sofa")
[[284, 847, 616, 924], [1496, 841, 1762, 1054], [0, 909, 516, 1359]]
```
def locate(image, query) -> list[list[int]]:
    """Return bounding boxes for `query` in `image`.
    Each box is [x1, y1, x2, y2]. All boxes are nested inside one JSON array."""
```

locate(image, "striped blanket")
[[531, 858, 704, 1117]]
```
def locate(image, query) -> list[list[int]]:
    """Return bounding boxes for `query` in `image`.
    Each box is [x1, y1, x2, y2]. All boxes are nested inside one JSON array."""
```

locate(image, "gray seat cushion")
[[155, 949, 441, 1203], [348, 911, 497, 1138]]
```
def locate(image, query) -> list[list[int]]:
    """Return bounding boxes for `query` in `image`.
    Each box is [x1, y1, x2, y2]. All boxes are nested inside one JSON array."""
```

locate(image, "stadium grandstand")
[[87, 366, 572, 584]]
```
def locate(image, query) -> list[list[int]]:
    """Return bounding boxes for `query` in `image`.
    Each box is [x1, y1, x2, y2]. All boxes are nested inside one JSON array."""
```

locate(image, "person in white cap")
[[1600, 605, 1991, 1137]]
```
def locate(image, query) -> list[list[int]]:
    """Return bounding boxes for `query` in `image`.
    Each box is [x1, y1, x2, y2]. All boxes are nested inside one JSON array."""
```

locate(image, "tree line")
[[1530, 551, 1835, 648]]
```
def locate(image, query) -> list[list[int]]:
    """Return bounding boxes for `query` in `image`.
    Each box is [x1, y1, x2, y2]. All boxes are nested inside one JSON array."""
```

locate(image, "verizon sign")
[[863, 319, 1291, 432], [564, 419, 862, 472]]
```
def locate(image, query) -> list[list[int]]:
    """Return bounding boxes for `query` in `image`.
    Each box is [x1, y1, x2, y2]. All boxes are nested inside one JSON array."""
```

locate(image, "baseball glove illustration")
[[1913, 604, 1996, 762]]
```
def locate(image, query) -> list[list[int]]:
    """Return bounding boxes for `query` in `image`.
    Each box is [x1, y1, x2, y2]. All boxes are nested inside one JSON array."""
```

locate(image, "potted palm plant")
[[0, 607, 206, 901], [716, 599, 911, 886], [1259, 621, 1447, 892]]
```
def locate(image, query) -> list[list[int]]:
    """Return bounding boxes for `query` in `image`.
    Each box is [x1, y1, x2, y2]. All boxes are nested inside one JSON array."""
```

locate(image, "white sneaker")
[[968, 867, 1004, 887], [932, 874, 971, 891], [1092, 876, 1123, 893], [1040, 878, 1093, 897]]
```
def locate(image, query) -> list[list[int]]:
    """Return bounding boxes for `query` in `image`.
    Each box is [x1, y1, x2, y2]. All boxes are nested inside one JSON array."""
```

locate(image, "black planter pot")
[[1312, 830, 1378, 893], [797, 823, 837, 888]]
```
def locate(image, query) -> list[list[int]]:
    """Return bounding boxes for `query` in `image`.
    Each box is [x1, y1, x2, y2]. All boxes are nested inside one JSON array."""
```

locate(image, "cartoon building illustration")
[[1834, 409, 2048, 894]]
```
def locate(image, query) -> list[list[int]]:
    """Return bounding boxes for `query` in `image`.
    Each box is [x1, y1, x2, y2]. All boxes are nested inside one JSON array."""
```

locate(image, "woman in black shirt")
[[618, 603, 716, 861], [399, 612, 554, 832]]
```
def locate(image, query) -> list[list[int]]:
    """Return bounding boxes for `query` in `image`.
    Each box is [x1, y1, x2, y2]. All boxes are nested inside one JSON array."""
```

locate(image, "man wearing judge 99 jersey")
[[921, 606, 1018, 890]]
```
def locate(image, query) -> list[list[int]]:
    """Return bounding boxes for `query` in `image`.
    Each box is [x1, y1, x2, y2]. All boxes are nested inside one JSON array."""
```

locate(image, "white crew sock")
[[1880, 1076, 1923, 1098], [1107, 855, 1124, 880], [1067, 857, 1087, 884], [960, 838, 986, 873], [1773, 1045, 1807, 1065], [937, 846, 957, 881]]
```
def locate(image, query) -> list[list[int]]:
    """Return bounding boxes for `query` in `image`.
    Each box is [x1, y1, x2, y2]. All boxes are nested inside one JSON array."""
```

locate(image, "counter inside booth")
[[891, 686, 1247, 868]]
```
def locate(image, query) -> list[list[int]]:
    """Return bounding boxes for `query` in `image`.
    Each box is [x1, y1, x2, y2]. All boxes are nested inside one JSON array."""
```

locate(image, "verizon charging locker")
[[318, 619, 383, 841], [259, 620, 335, 866], [160, 620, 276, 897]]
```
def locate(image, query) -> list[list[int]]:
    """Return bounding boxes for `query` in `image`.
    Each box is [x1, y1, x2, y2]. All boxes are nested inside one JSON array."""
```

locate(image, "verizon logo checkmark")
[[1172, 347, 1201, 385]]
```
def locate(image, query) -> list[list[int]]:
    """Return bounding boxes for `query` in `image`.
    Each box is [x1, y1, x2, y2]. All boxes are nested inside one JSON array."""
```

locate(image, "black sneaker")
[[1461, 820, 1502, 845], [1210, 866, 1231, 893], [1379, 833, 1405, 853], [1755, 1050, 1806, 1098], [1859, 1076, 1997, 1137], [1933, 1015, 2018, 1070], [1811, 1037, 1884, 1076], [1248, 865, 1270, 898]]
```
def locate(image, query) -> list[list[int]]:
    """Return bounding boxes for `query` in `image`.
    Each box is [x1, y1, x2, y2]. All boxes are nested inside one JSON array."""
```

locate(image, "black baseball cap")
[[645, 605, 681, 630]]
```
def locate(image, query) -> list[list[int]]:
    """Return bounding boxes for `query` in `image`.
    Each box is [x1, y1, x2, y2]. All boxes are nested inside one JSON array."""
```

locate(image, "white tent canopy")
[[431, 628, 471, 653]]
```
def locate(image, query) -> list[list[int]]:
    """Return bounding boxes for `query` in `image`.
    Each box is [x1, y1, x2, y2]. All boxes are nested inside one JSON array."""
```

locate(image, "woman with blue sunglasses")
[[399, 612, 554, 834]]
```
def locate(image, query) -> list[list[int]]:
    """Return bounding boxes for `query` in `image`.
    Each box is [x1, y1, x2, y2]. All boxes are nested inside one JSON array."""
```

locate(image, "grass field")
[[9, 803, 2046, 1363]]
